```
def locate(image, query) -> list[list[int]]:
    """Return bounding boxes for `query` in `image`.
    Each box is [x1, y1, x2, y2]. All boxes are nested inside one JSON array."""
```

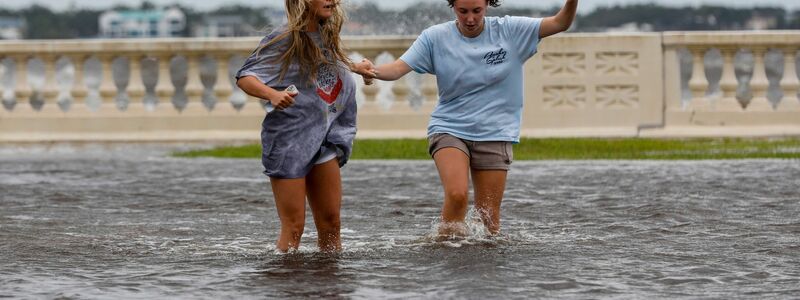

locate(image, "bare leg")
[[433, 148, 471, 237], [471, 169, 507, 235], [270, 177, 307, 252], [306, 159, 343, 253]]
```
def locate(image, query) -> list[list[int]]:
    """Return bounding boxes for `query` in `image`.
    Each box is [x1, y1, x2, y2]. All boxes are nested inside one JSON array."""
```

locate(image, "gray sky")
[[4, 0, 799, 12]]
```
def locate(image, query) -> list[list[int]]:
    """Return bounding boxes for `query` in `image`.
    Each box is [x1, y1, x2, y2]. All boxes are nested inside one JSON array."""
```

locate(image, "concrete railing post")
[[13, 55, 31, 106], [687, 47, 710, 110], [777, 48, 800, 111], [154, 53, 174, 108], [184, 53, 205, 110], [747, 47, 773, 111], [213, 53, 233, 107], [41, 55, 59, 107], [717, 47, 743, 111], [98, 54, 117, 105], [127, 54, 146, 105], [359, 50, 381, 107], [69, 54, 88, 108]]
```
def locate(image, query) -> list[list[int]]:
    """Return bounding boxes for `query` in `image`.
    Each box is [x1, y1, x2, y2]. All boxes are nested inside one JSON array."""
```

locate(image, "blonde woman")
[[236, 0, 373, 253]]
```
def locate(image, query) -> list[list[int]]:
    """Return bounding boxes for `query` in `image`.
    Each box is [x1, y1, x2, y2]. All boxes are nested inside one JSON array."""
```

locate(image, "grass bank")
[[174, 138, 800, 160]]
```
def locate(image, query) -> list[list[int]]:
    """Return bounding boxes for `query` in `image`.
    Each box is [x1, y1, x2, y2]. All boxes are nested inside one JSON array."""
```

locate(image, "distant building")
[[746, 15, 778, 30], [605, 22, 654, 33], [99, 7, 186, 38], [0, 17, 25, 40], [193, 15, 259, 37]]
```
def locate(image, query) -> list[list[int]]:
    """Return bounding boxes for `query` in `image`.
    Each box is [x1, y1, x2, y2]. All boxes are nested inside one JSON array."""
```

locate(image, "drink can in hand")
[[285, 85, 299, 96]]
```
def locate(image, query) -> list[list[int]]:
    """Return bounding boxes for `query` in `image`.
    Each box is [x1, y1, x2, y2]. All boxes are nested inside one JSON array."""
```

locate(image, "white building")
[[0, 17, 25, 40], [746, 15, 778, 30], [99, 7, 186, 38], [605, 22, 654, 33], [194, 16, 238, 37], [193, 15, 262, 37]]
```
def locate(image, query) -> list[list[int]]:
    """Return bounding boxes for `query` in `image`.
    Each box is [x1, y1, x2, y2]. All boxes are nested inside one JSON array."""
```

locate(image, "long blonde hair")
[[260, 0, 351, 84]]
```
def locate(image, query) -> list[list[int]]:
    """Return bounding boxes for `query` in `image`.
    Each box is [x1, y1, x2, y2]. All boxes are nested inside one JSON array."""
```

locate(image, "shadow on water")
[[247, 253, 356, 298]]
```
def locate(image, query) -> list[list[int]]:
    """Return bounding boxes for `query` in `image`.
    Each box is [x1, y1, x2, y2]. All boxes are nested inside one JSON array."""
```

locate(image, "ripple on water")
[[2, 152, 800, 298]]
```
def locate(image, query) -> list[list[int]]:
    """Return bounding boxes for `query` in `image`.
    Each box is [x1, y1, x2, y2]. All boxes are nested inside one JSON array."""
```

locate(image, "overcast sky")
[[3, 0, 798, 12]]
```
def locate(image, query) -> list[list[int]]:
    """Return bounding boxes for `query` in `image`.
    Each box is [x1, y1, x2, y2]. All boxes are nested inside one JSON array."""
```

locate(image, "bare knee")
[[444, 189, 468, 203], [444, 189, 468, 208], [314, 212, 340, 232]]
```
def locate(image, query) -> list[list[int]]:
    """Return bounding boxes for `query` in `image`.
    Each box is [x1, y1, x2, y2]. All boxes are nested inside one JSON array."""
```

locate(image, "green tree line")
[[578, 4, 796, 31]]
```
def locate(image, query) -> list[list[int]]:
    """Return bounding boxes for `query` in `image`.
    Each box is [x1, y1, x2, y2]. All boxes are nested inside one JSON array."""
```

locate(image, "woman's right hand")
[[268, 90, 297, 110], [236, 76, 298, 111]]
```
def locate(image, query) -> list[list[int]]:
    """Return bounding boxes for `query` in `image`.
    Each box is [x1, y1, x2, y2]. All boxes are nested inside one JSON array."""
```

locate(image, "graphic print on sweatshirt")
[[316, 63, 343, 105]]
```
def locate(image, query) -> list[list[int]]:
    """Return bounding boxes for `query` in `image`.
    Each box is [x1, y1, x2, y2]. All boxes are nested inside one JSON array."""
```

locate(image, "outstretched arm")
[[371, 59, 413, 81], [539, 0, 578, 38]]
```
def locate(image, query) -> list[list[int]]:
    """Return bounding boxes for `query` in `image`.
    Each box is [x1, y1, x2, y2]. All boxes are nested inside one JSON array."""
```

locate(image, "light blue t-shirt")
[[400, 16, 542, 143]]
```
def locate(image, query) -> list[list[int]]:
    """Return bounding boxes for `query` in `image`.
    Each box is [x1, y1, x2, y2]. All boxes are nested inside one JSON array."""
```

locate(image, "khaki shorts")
[[427, 133, 513, 170]]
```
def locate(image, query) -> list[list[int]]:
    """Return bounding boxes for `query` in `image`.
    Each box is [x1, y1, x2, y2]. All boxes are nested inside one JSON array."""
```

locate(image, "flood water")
[[1, 144, 799, 299]]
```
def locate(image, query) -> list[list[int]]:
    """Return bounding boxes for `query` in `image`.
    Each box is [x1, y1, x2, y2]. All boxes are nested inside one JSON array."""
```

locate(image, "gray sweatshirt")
[[236, 28, 357, 179]]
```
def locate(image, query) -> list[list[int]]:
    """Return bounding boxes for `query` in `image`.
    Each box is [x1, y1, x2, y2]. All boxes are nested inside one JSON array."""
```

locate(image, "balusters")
[[69, 54, 88, 108], [230, 52, 253, 108], [777, 48, 800, 111], [98, 54, 117, 106], [358, 51, 381, 109], [717, 48, 743, 111], [41, 55, 59, 108], [390, 77, 410, 104], [154, 53, 174, 107], [213, 53, 233, 108], [0, 34, 798, 142], [127, 54, 146, 107], [746, 48, 773, 111], [184, 53, 204, 110], [13, 55, 31, 106], [0, 55, 5, 107], [687, 47, 710, 110]]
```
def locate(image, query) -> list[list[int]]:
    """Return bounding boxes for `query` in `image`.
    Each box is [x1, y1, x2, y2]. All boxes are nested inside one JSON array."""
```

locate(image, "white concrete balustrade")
[[0, 32, 799, 141], [660, 32, 800, 136]]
